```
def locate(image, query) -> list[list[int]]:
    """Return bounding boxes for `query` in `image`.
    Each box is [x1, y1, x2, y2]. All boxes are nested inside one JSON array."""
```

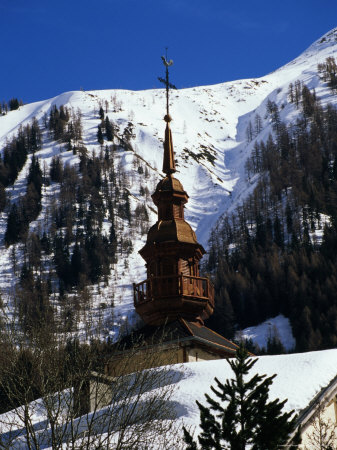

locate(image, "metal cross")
[[158, 49, 177, 116]]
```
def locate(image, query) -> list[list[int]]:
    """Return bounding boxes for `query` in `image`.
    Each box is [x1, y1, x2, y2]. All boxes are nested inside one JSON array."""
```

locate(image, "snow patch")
[[237, 315, 296, 352]]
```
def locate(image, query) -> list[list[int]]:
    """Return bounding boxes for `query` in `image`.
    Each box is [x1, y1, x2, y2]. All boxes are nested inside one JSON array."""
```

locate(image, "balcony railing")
[[133, 274, 214, 307]]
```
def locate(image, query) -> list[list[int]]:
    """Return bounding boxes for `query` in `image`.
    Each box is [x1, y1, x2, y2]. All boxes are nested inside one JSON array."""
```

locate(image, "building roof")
[[184, 320, 238, 353], [146, 219, 200, 245], [155, 175, 186, 194], [116, 318, 238, 356]]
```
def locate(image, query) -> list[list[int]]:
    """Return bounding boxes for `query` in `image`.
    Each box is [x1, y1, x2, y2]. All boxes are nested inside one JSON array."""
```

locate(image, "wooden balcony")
[[133, 274, 214, 307]]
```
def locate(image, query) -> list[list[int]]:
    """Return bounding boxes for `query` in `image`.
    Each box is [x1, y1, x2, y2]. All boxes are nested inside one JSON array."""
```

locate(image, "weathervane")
[[158, 48, 177, 118]]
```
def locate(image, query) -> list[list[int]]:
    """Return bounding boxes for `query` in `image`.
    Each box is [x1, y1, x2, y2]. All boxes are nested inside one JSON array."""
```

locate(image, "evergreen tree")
[[27, 155, 43, 196], [109, 221, 117, 263], [50, 155, 63, 182], [9, 98, 20, 111], [70, 241, 84, 286], [184, 346, 300, 450], [246, 121, 253, 142], [0, 183, 6, 212], [28, 117, 42, 152], [105, 116, 114, 141], [97, 125, 104, 145], [254, 114, 262, 136], [4, 203, 22, 246]]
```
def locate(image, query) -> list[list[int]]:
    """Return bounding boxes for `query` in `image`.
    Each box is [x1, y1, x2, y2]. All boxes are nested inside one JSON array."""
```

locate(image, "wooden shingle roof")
[[116, 318, 238, 357]]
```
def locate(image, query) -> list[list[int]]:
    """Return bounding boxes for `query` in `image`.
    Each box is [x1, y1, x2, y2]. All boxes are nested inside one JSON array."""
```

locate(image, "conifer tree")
[[97, 125, 104, 145], [9, 98, 20, 111], [27, 155, 43, 196], [4, 203, 22, 246], [50, 155, 63, 182], [0, 182, 6, 212], [105, 116, 114, 141], [184, 346, 300, 450]]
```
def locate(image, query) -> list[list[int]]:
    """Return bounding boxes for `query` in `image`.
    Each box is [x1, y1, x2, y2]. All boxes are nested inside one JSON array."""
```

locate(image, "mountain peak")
[[303, 27, 337, 56]]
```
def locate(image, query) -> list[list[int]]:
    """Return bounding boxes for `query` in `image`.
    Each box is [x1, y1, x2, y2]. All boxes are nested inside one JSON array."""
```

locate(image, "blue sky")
[[1, 0, 337, 104]]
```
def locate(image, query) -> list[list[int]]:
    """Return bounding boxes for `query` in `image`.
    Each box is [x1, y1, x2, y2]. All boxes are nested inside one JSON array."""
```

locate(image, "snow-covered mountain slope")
[[1, 27, 337, 337]]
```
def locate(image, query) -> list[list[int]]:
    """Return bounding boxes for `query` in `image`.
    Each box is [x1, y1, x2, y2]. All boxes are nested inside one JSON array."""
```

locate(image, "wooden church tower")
[[129, 57, 238, 362], [133, 57, 214, 327]]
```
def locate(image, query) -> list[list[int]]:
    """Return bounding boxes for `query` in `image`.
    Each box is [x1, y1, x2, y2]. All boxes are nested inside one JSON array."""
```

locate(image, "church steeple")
[[158, 53, 177, 176], [133, 56, 214, 326], [163, 114, 176, 175]]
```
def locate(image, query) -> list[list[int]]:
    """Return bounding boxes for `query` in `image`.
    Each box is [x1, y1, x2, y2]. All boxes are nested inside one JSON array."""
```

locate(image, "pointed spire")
[[158, 51, 177, 176], [163, 114, 176, 175]]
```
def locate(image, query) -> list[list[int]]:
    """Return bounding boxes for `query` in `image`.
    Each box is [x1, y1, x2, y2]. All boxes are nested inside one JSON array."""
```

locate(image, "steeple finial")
[[158, 48, 176, 117], [158, 50, 177, 175]]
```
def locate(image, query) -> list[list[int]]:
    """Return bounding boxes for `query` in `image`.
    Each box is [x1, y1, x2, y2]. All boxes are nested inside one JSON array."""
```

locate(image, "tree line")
[[206, 80, 337, 353], [0, 97, 23, 115]]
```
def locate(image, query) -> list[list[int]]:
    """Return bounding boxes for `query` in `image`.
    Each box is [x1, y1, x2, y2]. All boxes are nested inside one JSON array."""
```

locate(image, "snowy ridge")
[[1, 28, 337, 338]]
